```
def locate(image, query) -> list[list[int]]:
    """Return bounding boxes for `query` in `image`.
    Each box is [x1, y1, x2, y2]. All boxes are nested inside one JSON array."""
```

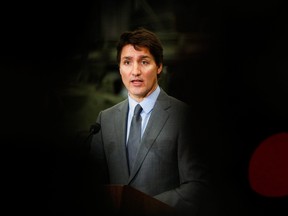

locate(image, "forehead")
[[121, 44, 152, 58]]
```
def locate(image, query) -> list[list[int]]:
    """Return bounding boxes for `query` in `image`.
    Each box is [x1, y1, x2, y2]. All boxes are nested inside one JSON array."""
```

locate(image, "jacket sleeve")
[[153, 111, 214, 216]]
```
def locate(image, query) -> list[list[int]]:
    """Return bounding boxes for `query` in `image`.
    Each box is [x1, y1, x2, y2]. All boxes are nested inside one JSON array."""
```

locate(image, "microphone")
[[84, 123, 101, 146], [89, 123, 101, 134]]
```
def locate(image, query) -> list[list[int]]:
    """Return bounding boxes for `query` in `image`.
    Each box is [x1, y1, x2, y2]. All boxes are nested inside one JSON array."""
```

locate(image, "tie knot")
[[134, 104, 142, 117]]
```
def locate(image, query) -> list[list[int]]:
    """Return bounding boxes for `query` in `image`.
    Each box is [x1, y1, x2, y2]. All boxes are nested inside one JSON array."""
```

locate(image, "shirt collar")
[[128, 86, 160, 114]]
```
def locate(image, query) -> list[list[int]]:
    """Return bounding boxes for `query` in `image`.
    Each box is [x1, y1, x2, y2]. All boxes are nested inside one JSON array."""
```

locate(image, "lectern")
[[99, 184, 176, 216]]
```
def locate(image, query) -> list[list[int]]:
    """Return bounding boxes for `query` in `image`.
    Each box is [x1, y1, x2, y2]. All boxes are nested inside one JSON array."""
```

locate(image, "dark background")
[[2, 0, 287, 215]]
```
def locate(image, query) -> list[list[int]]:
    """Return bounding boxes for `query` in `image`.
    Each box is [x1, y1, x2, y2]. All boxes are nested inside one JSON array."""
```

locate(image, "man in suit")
[[88, 27, 212, 215]]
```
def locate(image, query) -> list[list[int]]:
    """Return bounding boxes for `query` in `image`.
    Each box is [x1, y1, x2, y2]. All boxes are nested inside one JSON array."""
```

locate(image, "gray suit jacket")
[[89, 88, 211, 214]]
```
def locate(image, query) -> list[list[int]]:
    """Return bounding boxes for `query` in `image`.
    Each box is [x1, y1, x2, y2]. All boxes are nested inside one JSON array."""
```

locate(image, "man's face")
[[119, 44, 162, 102]]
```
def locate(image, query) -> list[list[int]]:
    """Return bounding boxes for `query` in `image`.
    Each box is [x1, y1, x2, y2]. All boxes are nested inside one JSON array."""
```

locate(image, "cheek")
[[120, 72, 129, 84], [119, 70, 126, 78], [146, 71, 158, 80]]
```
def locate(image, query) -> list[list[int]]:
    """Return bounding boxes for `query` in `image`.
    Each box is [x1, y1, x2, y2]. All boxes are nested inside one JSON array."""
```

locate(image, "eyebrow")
[[122, 55, 151, 60]]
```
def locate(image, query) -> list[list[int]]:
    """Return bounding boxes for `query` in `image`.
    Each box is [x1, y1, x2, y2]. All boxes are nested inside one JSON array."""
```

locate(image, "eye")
[[123, 60, 130, 65], [142, 60, 149, 65]]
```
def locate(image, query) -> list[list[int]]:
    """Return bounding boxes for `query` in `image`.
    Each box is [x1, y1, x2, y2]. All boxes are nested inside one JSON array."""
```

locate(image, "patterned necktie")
[[127, 104, 142, 173]]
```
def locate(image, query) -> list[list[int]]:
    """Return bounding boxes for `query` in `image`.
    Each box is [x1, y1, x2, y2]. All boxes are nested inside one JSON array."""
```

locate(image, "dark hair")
[[116, 27, 163, 67]]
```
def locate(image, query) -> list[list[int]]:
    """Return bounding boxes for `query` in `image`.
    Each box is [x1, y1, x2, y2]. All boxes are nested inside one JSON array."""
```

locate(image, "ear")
[[157, 64, 163, 74]]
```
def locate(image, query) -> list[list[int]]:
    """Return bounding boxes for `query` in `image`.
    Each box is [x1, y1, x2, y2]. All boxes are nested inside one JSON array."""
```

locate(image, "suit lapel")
[[114, 100, 130, 180], [128, 90, 171, 183]]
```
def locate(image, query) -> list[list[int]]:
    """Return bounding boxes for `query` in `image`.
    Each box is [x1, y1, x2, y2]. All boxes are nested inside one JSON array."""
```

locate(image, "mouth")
[[131, 79, 143, 86], [131, 79, 143, 83]]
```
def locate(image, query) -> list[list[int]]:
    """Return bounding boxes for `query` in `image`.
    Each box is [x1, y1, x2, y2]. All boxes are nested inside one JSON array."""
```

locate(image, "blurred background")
[[2, 0, 287, 215]]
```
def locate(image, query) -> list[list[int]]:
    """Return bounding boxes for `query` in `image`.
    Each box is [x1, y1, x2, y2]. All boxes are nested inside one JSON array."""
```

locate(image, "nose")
[[132, 63, 141, 76]]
